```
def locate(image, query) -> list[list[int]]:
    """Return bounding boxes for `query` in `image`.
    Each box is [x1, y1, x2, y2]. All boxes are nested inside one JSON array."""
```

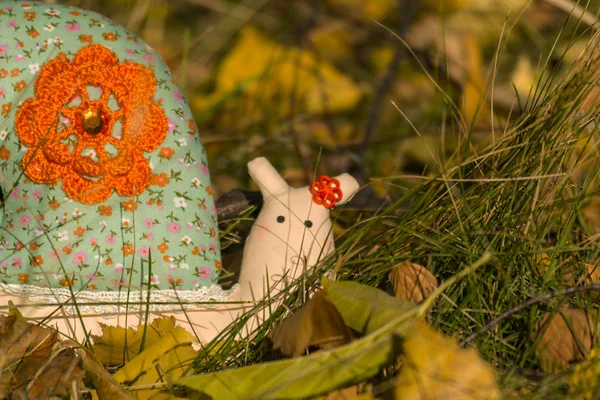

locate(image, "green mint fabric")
[[0, 0, 225, 312]]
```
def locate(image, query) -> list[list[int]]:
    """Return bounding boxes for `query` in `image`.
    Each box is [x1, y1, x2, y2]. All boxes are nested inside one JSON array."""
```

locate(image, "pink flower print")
[[209, 243, 216, 253], [89, 237, 98, 247], [198, 267, 210, 279], [157, 203, 164, 211], [32, 190, 41, 199], [0, 262, 6, 270], [149, 274, 159, 285], [144, 219, 154, 228], [139, 246, 150, 257], [73, 251, 87, 264], [7, 21, 17, 29], [167, 222, 181, 233], [201, 164, 209, 176], [114, 263, 124, 273], [105, 235, 115, 244], [125, 48, 135, 55], [146, 232, 154, 241], [173, 91, 182, 100], [0, 88, 5, 99], [66, 23, 80, 32], [186, 222, 193, 229], [167, 119, 176, 132], [11, 187, 19, 198], [143, 54, 155, 63], [14, 55, 24, 62], [19, 215, 31, 226], [0, 44, 9, 55], [212, 203, 217, 215], [11, 258, 22, 268], [192, 280, 199, 287]]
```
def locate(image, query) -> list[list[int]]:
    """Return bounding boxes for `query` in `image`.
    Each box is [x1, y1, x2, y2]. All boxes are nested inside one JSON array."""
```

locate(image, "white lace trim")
[[0, 282, 239, 318]]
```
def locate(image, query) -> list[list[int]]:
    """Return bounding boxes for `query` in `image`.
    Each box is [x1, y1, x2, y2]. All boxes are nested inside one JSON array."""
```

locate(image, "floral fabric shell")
[[0, 1, 227, 314]]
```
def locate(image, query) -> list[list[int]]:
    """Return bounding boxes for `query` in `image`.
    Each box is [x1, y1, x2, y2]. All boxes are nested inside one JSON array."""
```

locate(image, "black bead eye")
[[304, 220, 313, 228], [277, 215, 285, 223]]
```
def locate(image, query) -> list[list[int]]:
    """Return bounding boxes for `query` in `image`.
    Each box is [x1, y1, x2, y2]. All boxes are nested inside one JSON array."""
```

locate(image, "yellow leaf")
[[309, 21, 353, 61], [396, 321, 500, 399], [92, 317, 179, 366], [462, 35, 489, 127], [327, 0, 396, 21], [511, 56, 535, 98], [270, 290, 353, 357], [114, 326, 198, 400], [198, 26, 362, 117], [533, 309, 600, 373], [569, 347, 600, 399], [389, 261, 438, 303]]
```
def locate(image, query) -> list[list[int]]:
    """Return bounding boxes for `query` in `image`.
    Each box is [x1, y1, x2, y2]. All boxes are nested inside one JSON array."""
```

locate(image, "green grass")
[[188, 21, 600, 400]]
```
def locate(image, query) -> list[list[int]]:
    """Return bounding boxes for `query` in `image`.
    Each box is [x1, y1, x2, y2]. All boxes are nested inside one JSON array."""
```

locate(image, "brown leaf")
[[0, 315, 57, 396], [77, 348, 133, 400], [270, 290, 353, 357], [27, 342, 85, 399], [0, 315, 86, 399], [389, 261, 438, 303], [533, 309, 600, 373]]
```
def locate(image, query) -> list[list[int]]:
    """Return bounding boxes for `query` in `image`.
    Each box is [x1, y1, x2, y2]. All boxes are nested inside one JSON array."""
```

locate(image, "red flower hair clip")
[[310, 175, 343, 209]]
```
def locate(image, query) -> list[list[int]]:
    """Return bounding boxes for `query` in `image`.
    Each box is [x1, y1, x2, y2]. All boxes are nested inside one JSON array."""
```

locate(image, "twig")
[[356, 0, 418, 168], [460, 282, 600, 347]]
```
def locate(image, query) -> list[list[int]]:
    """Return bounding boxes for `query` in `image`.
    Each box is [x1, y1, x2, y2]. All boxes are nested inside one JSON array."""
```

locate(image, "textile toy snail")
[[0, 0, 360, 344]]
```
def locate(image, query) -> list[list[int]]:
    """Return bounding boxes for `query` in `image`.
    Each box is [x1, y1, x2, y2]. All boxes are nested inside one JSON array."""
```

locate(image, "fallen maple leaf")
[[533, 308, 600, 373], [395, 321, 500, 399], [388, 261, 438, 303], [270, 290, 353, 357]]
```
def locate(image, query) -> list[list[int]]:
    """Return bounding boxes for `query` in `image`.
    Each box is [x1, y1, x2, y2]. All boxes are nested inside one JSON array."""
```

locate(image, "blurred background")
[[47, 0, 600, 199]]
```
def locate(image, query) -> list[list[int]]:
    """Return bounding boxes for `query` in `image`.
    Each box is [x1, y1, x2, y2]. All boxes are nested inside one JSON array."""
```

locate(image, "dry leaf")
[[114, 326, 198, 400], [27, 342, 85, 399], [396, 321, 500, 399], [92, 317, 179, 366], [389, 261, 438, 303], [533, 308, 600, 373], [270, 290, 353, 357], [0, 315, 87, 399], [0, 315, 57, 397], [78, 348, 133, 400]]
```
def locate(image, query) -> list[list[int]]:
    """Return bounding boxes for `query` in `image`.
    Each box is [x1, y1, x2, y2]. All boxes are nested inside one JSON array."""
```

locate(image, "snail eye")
[[304, 220, 313, 228], [277, 215, 285, 223]]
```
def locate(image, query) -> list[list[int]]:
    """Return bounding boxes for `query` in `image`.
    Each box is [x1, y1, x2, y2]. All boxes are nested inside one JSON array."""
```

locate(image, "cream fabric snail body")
[[0, 0, 360, 344], [3, 158, 359, 343]]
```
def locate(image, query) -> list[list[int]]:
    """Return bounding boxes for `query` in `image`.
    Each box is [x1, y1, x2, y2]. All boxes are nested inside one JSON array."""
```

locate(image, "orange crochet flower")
[[15, 44, 168, 204], [309, 175, 343, 209]]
